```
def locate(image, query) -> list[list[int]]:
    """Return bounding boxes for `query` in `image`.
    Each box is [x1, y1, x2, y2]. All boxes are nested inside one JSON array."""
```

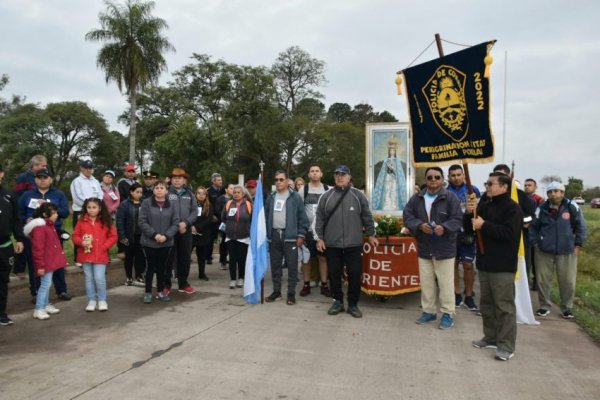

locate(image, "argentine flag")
[[244, 175, 269, 304]]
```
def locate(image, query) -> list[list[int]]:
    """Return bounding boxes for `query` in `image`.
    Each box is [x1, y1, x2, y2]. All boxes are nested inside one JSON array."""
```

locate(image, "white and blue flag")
[[244, 175, 269, 304]]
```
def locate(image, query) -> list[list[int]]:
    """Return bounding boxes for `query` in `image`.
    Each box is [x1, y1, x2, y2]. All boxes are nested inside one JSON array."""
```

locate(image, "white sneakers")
[[85, 300, 97, 312], [45, 304, 60, 314], [97, 301, 108, 312], [33, 309, 50, 320], [229, 280, 236, 289], [236, 278, 244, 288]]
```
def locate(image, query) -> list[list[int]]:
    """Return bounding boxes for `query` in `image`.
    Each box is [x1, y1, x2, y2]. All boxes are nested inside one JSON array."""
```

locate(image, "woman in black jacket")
[[192, 187, 214, 281], [116, 183, 145, 286], [221, 185, 252, 290]]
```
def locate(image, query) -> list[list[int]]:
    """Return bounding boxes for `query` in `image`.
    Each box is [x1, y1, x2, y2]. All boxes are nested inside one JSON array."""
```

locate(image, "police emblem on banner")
[[401, 41, 495, 166]]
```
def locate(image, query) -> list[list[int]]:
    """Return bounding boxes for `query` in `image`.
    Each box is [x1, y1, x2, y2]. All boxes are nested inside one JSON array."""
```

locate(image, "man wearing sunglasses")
[[265, 170, 309, 305], [465, 172, 522, 361], [403, 167, 463, 330]]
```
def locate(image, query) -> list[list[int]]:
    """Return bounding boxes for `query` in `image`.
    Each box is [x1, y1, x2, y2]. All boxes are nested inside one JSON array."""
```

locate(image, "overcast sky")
[[1, 0, 599, 189]]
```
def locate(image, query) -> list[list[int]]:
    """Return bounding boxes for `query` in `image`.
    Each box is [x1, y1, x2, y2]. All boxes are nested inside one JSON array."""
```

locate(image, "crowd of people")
[[0, 155, 588, 362]]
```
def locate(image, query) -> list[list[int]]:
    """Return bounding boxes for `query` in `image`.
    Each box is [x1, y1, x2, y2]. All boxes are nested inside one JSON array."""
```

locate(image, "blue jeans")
[[83, 263, 107, 301], [35, 271, 54, 310]]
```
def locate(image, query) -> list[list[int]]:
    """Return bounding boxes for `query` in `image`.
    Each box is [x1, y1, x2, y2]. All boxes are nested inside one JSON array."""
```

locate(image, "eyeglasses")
[[335, 172, 348, 177], [274, 178, 286, 182], [484, 181, 499, 187], [426, 175, 442, 181]]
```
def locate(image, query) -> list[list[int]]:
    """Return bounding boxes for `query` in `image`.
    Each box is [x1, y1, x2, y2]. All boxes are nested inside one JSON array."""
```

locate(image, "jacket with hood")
[[72, 215, 118, 264], [24, 218, 68, 274]]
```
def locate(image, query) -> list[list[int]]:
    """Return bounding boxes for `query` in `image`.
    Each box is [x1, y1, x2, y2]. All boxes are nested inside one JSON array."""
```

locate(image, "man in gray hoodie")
[[315, 165, 378, 318]]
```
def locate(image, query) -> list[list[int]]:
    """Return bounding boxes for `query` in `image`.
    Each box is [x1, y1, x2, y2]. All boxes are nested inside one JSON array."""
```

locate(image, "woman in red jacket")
[[72, 198, 117, 312], [24, 203, 68, 320]]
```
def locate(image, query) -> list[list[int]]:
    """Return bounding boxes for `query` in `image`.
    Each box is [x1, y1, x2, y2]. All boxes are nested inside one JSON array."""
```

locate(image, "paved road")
[[1, 259, 599, 400]]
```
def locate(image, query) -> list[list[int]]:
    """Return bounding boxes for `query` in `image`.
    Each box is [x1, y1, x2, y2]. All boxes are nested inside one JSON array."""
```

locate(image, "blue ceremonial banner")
[[402, 41, 495, 166], [243, 175, 269, 304]]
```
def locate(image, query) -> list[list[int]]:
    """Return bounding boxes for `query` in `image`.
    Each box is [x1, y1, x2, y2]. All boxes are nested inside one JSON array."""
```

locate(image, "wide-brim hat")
[[169, 167, 190, 180]]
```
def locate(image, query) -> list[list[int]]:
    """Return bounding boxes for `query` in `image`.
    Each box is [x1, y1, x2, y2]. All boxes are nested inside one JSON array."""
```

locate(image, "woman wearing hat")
[[101, 170, 120, 217]]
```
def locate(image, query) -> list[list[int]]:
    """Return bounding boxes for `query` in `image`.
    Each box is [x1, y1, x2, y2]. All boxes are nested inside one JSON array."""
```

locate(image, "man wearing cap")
[[245, 180, 257, 202], [0, 164, 25, 325], [404, 167, 463, 329], [101, 170, 120, 217], [19, 168, 71, 301], [265, 170, 309, 305], [118, 165, 138, 201], [70, 160, 102, 229], [142, 171, 159, 199], [207, 173, 225, 265], [315, 165, 377, 318], [166, 167, 198, 294], [530, 181, 587, 319]]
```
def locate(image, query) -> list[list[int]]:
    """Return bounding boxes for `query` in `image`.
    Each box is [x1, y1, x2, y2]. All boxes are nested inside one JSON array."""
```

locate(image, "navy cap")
[[35, 168, 52, 178], [80, 160, 94, 169], [334, 165, 351, 175]]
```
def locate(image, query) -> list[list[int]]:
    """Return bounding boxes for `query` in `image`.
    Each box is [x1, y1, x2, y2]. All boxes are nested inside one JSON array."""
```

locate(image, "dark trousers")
[[124, 235, 146, 279], [227, 240, 247, 281], [479, 270, 517, 353], [219, 231, 227, 264], [325, 246, 363, 307], [0, 246, 15, 316], [525, 245, 537, 285], [207, 223, 218, 261], [12, 252, 26, 274], [24, 237, 67, 297], [72, 210, 81, 263], [166, 230, 193, 289], [269, 229, 299, 296], [194, 241, 210, 277], [143, 246, 172, 293]]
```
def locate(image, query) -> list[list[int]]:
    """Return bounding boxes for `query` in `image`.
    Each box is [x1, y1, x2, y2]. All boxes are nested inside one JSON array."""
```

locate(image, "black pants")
[[124, 235, 146, 279], [325, 246, 363, 307], [193, 239, 210, 277], [24, 237, 67, 297], [143, 246, 172, 293], [227, 240, 247, 281], [219, 231, 228, 264], [166, 230, 193, 289], [207, 223, 219, 261], [0, 246, 15, 316], [12, 252, 26, 274]]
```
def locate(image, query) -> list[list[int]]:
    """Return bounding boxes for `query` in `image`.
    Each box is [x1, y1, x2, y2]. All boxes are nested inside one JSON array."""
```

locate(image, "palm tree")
[[86, 0, 174, 165]]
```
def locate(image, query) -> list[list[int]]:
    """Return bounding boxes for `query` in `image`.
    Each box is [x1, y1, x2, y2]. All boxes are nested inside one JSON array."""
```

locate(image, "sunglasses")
[[274, 178, 286, 182], [426, 175, 442, 181]]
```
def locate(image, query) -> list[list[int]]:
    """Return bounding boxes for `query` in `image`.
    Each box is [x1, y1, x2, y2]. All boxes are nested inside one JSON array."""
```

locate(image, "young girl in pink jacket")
[[72, 198, 117, 312], [24, 203, 69, 320]]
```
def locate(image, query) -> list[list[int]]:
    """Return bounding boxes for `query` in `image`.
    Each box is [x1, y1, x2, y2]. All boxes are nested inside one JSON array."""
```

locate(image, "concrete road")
[[1, 261, 599, 400]]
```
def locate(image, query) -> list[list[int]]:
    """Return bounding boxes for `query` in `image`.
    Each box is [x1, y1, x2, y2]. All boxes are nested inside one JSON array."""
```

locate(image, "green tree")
[[327, 102, 353, 123], [565, 176, 584, 199], [86, 0, 174, 165]]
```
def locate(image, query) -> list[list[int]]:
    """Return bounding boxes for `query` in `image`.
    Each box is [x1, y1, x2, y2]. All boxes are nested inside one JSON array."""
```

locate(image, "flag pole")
[[259, 160, 265, 304], [434, 33, 485, 254]]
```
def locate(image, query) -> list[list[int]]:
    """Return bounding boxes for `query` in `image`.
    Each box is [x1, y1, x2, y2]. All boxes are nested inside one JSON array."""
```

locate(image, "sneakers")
[[536, 308, 550, 317], [416, 312, 437, 325], [439, 313, 455, 330], [157, 289, 171, 302], [33, 309, 50, 320], [229, 280, 236, 289], [561, 310, 575, 319], [58, 292, 72, 301], [327, 300, 345, 315], [125, 278, 133, 286], [495, 349, 514, 361], [134, 276, 145, 286], [220, 263, 228, 270], [85, 300, 97, 312], [472, 339, 498, 349], [347, 305, 363, 318], [286, 294, 296, 305], [98, 301, 108, 311], [163, 287, 171, 296], [320, 284, 331, 297], [265, 291, 282, 302], [236, 279, 244, 288], [455, 293, 463, 307], [464, 296, 479, 311], [0, 315, 14, 326], [199, 274, 209, 281], [178, 286, 197, 294], [45, 304, 60, 315], [299, 284, 311, 297], [144, 293, 153, 304]]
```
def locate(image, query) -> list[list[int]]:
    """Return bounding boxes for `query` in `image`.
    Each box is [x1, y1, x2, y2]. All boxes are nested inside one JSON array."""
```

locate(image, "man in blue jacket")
[[265, 170, 309, 305], [404, 167, 463, 330], [530, 181, 587, 319], [19, 168, 71, 302]]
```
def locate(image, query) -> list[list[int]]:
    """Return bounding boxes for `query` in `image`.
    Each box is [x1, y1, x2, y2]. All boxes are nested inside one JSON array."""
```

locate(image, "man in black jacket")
[[0, 164, 25, 326], [466, 172, 522, 361]]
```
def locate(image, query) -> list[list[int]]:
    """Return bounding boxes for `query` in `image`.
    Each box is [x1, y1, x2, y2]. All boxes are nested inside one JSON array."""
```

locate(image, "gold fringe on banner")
[[395, 73, 403, 95], [484, 43, 494, 78]]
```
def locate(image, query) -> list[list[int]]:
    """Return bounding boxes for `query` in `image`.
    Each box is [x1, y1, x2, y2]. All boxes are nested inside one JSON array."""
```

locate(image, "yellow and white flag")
[[512, 184, 540, 325]]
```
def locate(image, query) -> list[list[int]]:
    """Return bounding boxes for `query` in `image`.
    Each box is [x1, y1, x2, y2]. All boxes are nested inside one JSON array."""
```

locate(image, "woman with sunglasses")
[[403, 167, 463, 330]]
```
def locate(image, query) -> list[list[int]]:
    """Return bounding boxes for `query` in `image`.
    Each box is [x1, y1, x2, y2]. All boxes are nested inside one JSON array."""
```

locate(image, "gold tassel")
[[484, 45, 493, 78], [395, 73, 403, 95]]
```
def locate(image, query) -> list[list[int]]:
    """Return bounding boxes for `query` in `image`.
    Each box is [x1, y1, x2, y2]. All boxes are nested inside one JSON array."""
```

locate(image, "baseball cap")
[[546, 181, 565, 192], [125, 165, 136, 172], [104, 170, 116, 177], [80, 160, 94, 169], [245, 179, 257, 188], [35, 168, 52, 178], [334, 165, 351, 175]]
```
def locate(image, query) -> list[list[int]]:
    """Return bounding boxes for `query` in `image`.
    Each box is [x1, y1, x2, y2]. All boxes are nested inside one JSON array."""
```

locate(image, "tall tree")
[[86, 0, 174, 164], [565, 176, 584, 199]]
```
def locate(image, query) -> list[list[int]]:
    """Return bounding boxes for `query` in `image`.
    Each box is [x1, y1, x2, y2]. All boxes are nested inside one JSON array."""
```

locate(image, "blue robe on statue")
[[372, 157, 407, 211]]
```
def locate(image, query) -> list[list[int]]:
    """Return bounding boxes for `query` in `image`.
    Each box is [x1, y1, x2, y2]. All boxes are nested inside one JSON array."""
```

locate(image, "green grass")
[[559, 206, 600, 342]]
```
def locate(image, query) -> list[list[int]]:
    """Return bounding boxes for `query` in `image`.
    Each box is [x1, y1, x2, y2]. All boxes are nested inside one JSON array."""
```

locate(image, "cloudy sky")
[[1, 0, 599, 189]]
